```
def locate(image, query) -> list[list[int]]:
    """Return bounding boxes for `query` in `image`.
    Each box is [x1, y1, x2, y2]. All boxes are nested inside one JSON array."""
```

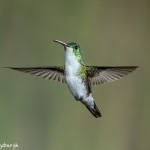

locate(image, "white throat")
[[65, 47, 80, 75]]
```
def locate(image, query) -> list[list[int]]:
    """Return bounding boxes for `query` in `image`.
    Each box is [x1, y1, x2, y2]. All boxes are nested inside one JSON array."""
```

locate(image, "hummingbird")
[[6, 40, 138, 118]]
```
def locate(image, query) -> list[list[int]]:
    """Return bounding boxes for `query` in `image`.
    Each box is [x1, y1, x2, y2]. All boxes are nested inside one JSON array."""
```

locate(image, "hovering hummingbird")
[[6, 40, 138, 118]]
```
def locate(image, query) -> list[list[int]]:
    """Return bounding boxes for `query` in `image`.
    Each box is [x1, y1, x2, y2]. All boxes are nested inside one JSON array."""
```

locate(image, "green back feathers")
[[78, 65, 87, 78]]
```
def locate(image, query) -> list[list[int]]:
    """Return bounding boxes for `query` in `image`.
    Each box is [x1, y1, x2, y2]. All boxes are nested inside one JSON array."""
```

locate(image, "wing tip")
[[3, 67, 25, 71], [3, 66, 19, 69], [128, 66, 139, 70]]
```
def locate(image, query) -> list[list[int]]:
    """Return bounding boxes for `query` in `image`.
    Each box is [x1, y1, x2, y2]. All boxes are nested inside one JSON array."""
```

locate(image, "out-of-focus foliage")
[[0, 0, 149, 150]]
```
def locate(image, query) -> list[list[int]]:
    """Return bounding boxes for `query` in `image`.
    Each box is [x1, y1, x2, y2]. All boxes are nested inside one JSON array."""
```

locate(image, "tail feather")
[[85, 102, 101, 118]]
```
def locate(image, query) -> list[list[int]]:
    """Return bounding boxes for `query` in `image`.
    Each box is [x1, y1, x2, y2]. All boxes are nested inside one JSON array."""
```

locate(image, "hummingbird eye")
[[74, 45, 78, 50]]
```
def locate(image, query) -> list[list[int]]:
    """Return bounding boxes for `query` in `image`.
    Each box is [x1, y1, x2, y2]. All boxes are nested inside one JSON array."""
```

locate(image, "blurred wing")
[[87, 66, 138, 86], [7, 66, 65, 83]]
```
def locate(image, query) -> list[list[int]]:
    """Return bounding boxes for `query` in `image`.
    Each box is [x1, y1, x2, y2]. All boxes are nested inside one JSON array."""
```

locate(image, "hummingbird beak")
[[54, 40, 68, 47]]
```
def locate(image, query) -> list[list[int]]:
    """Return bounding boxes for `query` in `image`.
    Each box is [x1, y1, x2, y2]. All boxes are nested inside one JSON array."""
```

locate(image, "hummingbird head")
[[54, 40, 82, 63]]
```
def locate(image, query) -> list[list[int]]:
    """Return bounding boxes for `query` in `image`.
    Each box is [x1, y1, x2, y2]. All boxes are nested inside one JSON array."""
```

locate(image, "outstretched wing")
[[6, 66, 65, 83], [87, 66, 138, 86]]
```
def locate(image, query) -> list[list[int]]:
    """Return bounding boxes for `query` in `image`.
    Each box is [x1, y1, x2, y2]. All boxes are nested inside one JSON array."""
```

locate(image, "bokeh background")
[[0, 0, 149, 150]]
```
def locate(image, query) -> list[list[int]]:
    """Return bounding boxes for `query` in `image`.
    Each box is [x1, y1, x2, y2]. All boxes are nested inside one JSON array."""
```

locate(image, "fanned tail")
[[85, 102, 101, 118]]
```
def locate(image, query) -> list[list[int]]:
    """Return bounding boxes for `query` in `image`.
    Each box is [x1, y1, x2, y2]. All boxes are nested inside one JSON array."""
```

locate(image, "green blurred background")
[[0, 0, 149, 150]]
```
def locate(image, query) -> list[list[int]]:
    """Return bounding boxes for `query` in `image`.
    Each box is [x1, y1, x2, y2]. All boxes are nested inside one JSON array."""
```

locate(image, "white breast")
[[66, 75, 87, 99], [65, 47, 80, 75], [65, 47, 87, 100]]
